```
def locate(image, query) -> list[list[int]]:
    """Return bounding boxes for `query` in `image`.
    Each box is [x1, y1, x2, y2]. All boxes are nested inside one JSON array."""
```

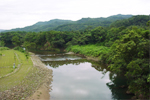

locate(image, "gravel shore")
[[27, 53, 53, 100]]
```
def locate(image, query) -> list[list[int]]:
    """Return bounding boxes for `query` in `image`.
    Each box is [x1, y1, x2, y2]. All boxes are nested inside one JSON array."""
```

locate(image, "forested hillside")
[[8, 19, 73, 32], [54, 14, 132, 31], [0, 15, 149, 99], [110, 15, 149, 27], [5, 14, 132, 32]]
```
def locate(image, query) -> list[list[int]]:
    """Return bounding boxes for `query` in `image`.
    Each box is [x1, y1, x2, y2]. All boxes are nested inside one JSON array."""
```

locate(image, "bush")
[[0, 47, 9, 50], [67, 45, 110, 58], [13, 46, 25, 53]]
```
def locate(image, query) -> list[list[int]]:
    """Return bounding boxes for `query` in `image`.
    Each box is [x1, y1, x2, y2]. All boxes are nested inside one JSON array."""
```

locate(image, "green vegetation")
[[0, 48, 32, 90], [0, 47, 9, 50], [0, 47, 9, 56], [0, 50, 19, 77], [67, 26, 149, 99], [0, 40, 5, 47], [5, 14, 132, 32], [66, 45, 110, 58], [108, 27, 149, 98], [110, 15, 149, 27], [0, 14, 149, 99], [0, 48, 52, 100]]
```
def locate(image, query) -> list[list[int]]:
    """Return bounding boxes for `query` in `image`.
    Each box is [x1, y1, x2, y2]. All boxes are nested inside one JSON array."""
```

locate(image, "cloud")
[[0, 0, 149, 29]]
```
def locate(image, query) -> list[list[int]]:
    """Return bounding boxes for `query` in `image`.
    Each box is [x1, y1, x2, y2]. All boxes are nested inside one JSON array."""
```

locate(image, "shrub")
[[0, 47, 9, 51], [13, 46, 25, 53]]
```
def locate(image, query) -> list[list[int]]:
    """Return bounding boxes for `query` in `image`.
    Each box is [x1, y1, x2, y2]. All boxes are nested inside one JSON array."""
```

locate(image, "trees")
[[12, 36, 21, 46], [0, 31, 27, 47], [0, 32, 13, 46], [110, 15, 149, 27], [46, 31, 65, 48], [0, 41, 5, 47], [23, 32, 37, 49], [91, 26, 106, 43], [35, 32, 47, 49], [109, 27, 149, 98]]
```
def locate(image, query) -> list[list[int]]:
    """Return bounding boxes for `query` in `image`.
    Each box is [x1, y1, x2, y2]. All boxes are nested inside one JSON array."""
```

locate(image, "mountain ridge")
[[6, 14, 133, 32]]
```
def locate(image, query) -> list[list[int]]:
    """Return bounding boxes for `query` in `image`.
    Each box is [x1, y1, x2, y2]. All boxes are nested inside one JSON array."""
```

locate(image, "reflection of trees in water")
[[90, 61, 110, 78], [43, 59, 88, 68], [44, 57, 133, 99], [90, 61, 133, 99], [106, 73, 133, 99]]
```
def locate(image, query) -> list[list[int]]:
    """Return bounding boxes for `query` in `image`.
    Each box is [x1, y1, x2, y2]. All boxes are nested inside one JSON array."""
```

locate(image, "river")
[[32, 50, 133, 100]]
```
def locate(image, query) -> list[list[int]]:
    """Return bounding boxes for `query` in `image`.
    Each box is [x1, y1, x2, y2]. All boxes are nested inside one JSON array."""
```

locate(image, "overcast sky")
[[0, 0, 149, 30]]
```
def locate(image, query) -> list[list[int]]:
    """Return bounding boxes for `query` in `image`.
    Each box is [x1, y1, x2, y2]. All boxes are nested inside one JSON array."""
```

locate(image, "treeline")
[[0, 15, 149, 99]]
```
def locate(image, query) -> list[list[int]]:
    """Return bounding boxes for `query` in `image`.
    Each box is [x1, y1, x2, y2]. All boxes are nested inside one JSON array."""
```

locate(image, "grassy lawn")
[[0, 48, 52, 100], [0, 49, 33, 91], [0, 50, 19, 77]]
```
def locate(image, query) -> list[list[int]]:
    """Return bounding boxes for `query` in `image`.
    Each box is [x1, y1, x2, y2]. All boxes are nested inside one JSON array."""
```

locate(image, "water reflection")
[[90, 61, 110, 77], [39, 54, 82, 61], [44, 59, 87, 68], [32, 50, 133, 100], [106, 73, 134, 99], [49, 62, 112, 100]]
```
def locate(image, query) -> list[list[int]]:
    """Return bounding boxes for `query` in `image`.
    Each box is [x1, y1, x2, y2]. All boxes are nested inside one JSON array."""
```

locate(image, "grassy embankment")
[[0, 47, 52, 100], [66, 45, 110, 62], [0, 49, 20, 77]]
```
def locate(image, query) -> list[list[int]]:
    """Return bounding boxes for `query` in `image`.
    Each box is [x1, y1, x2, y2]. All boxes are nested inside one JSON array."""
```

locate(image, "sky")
[[0, 0, 149, 30]]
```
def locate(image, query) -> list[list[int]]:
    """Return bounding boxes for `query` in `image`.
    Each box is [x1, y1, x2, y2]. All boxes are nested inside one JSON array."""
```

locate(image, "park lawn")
[[0, 50, 20, 77], [0, 49, 34, 92]]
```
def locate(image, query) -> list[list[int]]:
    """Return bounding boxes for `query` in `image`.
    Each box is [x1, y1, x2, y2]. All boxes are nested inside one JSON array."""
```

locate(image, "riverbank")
[[27, 53, 53, 100], [66, 51, 100, 62], [66, 45, 110, 63], [66, 45, 149, 99]]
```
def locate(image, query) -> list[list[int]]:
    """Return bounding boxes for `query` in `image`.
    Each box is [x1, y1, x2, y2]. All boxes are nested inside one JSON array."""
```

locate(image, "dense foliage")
[[0, 15, 149, 99], [110, 15, 149, 27], [108, 27, 149, 98], [66, 45, 110, 58]]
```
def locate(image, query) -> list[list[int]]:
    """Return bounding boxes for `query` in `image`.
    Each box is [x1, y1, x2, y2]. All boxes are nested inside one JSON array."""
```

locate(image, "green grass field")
[[0, 48, 52, 100], [0, 49, 33, 91], [0, 50, 20, 77]]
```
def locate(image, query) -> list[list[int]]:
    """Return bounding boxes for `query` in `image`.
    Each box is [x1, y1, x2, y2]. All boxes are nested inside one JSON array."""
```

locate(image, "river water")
[[32, 50, 133, 100]]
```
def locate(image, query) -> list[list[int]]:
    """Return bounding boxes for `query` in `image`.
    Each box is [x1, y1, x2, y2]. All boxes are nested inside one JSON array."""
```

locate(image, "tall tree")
[[12, 36, 21, 46], [91, 26, 106, 43]]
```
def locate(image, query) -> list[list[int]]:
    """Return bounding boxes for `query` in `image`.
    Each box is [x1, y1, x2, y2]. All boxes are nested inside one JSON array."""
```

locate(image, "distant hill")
[[0, 29, 5, 32], [9, 19, 73, 32], [54, 14, 133, 31], [6, 14, 133, 32], [110, 15, 149, 27]]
